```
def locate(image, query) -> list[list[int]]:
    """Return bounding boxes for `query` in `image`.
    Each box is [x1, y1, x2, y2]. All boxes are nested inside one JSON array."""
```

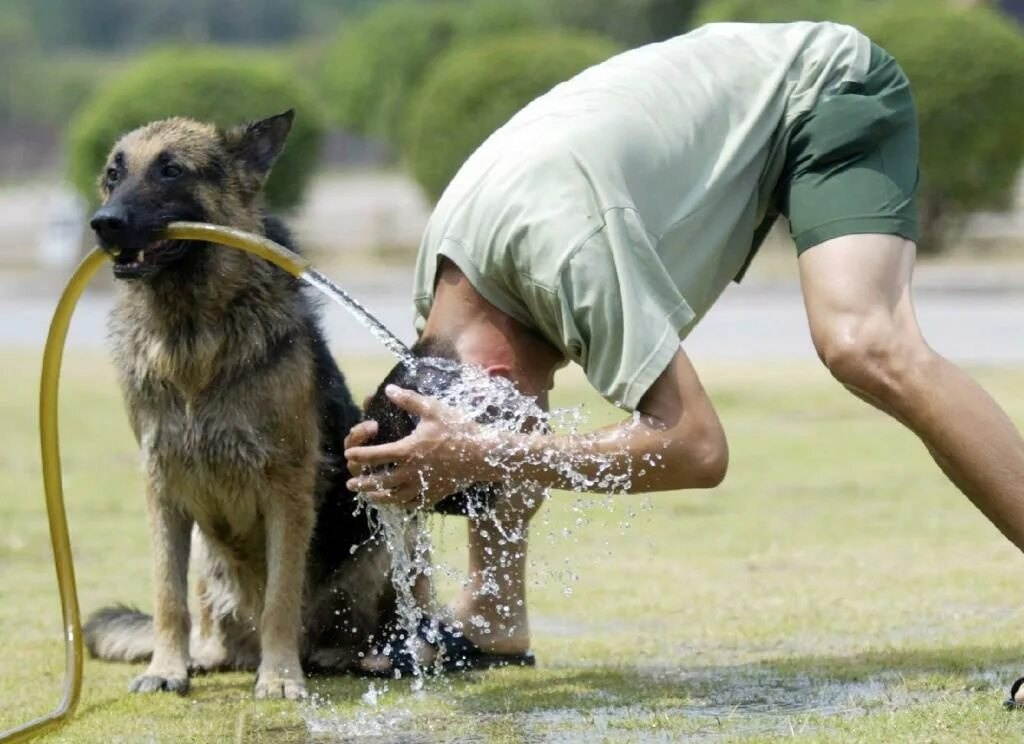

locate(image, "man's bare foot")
[[358, 614, 533, 676]]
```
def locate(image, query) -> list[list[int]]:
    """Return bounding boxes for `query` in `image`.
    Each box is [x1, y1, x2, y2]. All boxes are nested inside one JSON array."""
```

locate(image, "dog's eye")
[[161, 164, 183, 180], [105, 168, 119, 186]]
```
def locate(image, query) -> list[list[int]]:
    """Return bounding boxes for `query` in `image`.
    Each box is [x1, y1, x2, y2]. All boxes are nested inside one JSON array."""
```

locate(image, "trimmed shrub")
[[695, 0, 1024, 251], [8, 55, 113, 129], [857, 4, 1024, 249], [403, 32, 619, 202], [67, 48, 325, 209], [319, 0, 545, 146], [694, 0, 876, 25], [545, 0, 702, 47]]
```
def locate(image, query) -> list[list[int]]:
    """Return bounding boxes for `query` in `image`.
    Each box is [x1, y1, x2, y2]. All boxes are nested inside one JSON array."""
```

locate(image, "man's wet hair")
[[362, 335, 496, 516], [363, 335, 459, 441]]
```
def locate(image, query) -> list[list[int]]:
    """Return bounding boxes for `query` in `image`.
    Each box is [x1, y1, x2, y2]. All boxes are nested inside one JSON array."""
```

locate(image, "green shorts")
[[746, 42, 920, 268]]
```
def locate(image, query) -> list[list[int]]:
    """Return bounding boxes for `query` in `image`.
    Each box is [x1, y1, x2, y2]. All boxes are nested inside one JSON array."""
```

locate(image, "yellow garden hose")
[[0, 223, 309, 743]]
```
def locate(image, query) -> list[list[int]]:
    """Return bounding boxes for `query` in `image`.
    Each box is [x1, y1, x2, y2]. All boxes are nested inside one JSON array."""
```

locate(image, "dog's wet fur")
[[83, 110, 397, 700]]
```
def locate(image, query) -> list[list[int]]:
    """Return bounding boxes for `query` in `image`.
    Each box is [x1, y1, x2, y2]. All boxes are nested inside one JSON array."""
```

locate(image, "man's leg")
[[360, 481, 540, 674], [448, 481, 545, 655], [799, 232, 1024, 550], [447, 391, 554, 655]]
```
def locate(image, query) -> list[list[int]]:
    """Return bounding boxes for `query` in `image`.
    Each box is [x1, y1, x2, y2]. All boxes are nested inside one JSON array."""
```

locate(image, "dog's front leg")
[[131, 481, 192, 694], [255, 489, 314, 700]]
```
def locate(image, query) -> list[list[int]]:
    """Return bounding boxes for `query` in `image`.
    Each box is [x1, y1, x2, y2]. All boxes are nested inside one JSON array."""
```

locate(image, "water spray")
[[0, 222, 410, 743]]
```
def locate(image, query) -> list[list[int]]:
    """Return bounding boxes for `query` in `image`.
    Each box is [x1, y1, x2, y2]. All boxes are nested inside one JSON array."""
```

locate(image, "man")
[[344, 21, 1024, 677]]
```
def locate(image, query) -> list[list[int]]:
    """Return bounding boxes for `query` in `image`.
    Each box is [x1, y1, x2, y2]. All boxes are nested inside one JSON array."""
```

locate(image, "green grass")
[[3, 351, 1024, 742]]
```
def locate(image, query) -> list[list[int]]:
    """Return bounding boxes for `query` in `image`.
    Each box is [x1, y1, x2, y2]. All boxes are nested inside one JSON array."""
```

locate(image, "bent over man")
[[344, 21, 1024, 682]]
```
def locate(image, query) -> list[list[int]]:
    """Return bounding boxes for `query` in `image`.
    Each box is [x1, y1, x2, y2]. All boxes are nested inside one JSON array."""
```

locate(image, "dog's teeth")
[[138, 249, 145, 263]]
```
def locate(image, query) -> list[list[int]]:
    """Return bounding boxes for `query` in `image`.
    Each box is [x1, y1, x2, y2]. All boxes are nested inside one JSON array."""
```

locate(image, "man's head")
[[89, 110, 294, 280], [363, 336, 464, 451], [359, 258, 565, 512], [416, 258, 568, 400], [362, 335, 545, 515]]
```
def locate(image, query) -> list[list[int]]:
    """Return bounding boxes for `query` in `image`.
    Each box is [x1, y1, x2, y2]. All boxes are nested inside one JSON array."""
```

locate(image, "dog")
[[83, 110, 397, 700]]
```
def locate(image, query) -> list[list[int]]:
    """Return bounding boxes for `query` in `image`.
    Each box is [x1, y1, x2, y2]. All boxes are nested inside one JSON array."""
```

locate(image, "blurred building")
[[963, 0, 1024, 22], [1001, 0, 1024, 23]]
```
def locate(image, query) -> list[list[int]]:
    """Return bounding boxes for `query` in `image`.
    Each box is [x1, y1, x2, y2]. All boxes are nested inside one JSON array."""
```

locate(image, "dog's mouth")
[[108, 238, 185, 279]]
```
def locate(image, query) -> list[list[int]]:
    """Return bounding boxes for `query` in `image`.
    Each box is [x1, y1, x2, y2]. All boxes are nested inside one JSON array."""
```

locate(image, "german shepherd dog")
[[83, 110, 396, 700]]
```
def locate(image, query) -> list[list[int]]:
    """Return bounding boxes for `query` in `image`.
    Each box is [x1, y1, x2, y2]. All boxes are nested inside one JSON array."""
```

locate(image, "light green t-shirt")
[[413, 21, 871, 410]]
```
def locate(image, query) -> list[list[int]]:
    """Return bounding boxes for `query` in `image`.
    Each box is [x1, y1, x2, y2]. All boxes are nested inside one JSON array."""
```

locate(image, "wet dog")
[[83, 110, 395, 699]]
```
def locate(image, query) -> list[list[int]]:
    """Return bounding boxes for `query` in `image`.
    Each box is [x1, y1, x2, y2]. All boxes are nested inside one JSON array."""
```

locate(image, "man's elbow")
[[665, 423, 729, 489], [693, 427, 729, 488], [696, 433, 729, 491]]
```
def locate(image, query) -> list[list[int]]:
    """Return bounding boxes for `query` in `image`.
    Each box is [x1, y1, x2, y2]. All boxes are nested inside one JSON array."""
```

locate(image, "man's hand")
[[345, 384, 489, 508], [346, 348, 728, 500]]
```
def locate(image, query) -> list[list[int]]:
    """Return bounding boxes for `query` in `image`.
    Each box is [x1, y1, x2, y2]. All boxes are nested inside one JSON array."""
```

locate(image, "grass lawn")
[[2, 350, 1024, 742]]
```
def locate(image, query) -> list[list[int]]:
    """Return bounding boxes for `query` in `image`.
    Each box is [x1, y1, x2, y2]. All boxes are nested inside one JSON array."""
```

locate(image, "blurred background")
[[1, 0, 1023, 355]]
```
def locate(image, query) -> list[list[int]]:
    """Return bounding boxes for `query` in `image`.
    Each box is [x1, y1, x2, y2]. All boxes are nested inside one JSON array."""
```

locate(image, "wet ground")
[[288, 661, 1016, 742]]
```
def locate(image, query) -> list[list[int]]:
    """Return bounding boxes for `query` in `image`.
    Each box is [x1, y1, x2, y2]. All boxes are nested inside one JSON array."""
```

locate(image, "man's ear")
[[224, 109, 295, 182], [485, 364, 512, 379]]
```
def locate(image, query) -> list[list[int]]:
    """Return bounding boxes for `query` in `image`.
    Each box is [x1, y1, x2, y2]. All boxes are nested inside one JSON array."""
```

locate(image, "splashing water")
[[297, 268, 659, 691], [364, 503, 437, 689], [351, 356, 657, 683]]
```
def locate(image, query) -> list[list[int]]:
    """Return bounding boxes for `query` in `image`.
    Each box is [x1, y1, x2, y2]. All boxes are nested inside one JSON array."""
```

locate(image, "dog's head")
[[89, 109, 294, 280]]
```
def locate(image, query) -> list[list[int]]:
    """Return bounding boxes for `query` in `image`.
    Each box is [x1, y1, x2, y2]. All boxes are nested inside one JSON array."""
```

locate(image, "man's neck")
[[421, 260, 563, 397]]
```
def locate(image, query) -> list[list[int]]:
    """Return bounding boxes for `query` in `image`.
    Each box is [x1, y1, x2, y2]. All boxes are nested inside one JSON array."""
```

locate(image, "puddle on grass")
[[673, 669, 924, 716], [508, 671, 957, 743], [303, 710, 427, 743], [300, 688, 426, 743], [295, 666, 995, 742]]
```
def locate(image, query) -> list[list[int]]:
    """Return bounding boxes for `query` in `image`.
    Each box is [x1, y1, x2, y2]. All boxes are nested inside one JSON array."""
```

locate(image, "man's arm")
[[344, 347, 728, 506]]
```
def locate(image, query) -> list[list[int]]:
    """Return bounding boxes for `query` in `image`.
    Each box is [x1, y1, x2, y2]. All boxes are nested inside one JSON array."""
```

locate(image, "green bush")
[[66, 48, 325, 210], [10, 55, 117, 129], [403, 32, 619, 202], [695, 0, 1024, 251], [859, 4, 1024, 249], [545, 0, 701, 47], [694, 0, 878, 24], [319, 0, 545, 146]]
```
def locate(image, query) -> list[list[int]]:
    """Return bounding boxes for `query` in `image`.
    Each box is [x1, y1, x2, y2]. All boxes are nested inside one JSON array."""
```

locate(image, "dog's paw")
[[307, 647, 356, 673], [130, 672, 190, 695], [189, 647, 228, 674], [254, 672, 307, 701]]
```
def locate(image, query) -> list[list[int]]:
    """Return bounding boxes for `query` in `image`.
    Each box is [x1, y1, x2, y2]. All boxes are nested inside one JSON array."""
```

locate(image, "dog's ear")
[[224, 109, 295, 181]]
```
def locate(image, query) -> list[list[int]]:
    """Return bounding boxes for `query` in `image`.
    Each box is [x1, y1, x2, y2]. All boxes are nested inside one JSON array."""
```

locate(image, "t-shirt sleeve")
[[547, 208, 696, 411]]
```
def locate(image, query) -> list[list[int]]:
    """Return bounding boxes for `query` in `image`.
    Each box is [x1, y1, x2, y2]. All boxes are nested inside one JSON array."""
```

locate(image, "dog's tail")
[[83, 604, 154, 662]]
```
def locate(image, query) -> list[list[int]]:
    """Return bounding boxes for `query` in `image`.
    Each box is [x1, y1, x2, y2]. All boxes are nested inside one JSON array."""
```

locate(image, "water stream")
[[302, 267, 413, 362]]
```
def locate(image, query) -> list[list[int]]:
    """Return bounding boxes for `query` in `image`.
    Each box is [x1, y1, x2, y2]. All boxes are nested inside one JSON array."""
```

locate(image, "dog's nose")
[[90, 204, 129, 242]]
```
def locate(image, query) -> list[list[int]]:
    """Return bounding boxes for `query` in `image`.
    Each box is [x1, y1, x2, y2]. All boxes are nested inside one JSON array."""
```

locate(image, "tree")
[[67, 48, 326, 209], [694, 0, 877, 25], [403, 32, 620, 201], [547, 0, 703, 46], [858, 3, 1024, 250], [319, 0, 546, 146]]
